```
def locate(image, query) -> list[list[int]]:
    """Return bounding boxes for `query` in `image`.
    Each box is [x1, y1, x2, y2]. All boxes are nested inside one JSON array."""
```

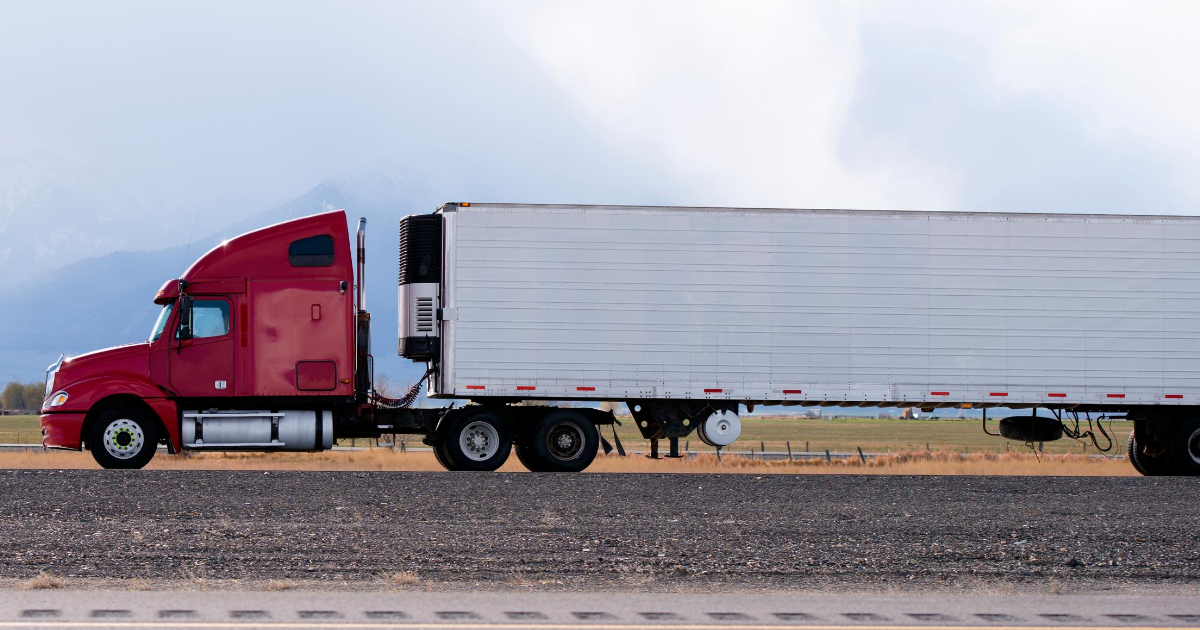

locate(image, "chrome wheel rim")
[[103, 418, 145, 460], [546, 423, 584, 461], [459, 421, 500, 461], [1188, 427, 1200, 465]]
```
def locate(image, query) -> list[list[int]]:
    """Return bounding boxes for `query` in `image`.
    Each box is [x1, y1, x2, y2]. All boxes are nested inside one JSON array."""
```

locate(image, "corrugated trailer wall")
[[436, 204, 1200, 407]]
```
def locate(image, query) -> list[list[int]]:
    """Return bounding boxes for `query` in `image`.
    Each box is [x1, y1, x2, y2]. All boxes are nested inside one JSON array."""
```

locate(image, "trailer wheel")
[[516, 410, 599, 473], [1127, 431, 1148, 475], [438, 407, 512, 472], [88, 406, 158, 470], [1129, 427, 1175, 476], [1164, 417, 1200, 476]]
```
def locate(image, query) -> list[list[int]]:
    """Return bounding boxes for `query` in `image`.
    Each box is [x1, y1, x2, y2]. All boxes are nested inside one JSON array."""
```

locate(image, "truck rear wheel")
[[88, 406, 158, 470], [437, 407, 512, 472], [515, 410, 599, 473], [432, 440, 458, 471], [1164, 417, 1200, 476]]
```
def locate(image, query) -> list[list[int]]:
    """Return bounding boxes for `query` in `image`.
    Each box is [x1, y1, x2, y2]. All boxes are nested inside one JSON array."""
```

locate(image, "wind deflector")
[[399, 215, 442, 285], [288, 234, 335, 267]]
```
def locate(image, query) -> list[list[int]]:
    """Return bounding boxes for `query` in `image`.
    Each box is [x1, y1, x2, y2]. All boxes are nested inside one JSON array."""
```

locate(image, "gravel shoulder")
[[0, 471, 1196, 593]]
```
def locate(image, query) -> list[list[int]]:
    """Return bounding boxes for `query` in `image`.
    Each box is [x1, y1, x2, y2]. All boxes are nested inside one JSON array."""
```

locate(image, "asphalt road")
[[2, 591, 1199, 629], [0, 471, 1197, 592]]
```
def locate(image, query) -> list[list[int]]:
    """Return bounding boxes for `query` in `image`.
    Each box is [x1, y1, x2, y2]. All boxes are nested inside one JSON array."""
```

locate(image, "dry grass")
[[22, 572, 65, 590], [263, 580, 297, 591], [0, 448, 1135, 475], [387, 571, 421, 586]]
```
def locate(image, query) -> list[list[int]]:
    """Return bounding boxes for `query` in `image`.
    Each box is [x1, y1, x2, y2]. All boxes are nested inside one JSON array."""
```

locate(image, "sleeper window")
[[289, 234, 335, 267]]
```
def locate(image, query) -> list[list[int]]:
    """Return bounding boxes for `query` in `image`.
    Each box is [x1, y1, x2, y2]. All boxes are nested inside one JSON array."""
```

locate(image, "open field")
[[606, 414, 1129, 456], [0, 448, 1135, 475], [0, 415, 37, 443], [7, 413, 1132, 457], [0, 470, 1192, 592]]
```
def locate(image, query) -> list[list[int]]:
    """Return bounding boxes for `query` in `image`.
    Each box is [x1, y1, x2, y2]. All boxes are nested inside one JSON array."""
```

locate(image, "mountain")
[[0, 151, 181, 287], [0, 169, 430, 390]]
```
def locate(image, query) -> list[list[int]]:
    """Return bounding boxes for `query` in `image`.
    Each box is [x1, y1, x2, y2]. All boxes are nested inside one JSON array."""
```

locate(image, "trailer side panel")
[[434, 204, 1200, 407]]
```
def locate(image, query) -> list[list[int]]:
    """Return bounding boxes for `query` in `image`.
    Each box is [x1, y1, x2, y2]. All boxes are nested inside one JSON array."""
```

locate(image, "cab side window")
[[191, 300, 230, 338]]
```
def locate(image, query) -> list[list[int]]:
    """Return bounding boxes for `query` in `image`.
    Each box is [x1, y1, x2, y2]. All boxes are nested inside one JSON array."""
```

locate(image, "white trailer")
[[399, 203, 1200, 475]]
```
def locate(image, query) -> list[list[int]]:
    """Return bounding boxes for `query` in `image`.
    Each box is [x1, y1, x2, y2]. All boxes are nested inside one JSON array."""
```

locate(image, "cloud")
[[503, 0, 953, 210], [2, 0, 1199, 231], [841, 0, 1200, 214]]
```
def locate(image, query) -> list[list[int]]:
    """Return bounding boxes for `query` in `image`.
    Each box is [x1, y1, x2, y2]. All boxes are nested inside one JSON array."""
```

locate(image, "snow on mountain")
[[0, 151, 168, 286]]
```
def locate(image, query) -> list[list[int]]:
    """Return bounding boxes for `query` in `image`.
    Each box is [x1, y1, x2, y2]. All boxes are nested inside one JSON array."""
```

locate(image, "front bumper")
[[40, 412, 86, 450]]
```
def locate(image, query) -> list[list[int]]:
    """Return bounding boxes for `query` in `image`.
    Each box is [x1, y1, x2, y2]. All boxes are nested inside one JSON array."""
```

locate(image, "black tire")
[[514, 440, 546, 472], [1129, 429, 1175, 476], [432, 439, 458, 471], [1127, 431, 1148, 475], [88, 406, 158, 470], [1164, 417, 1200, 476], [438, 407, 512, 472], [516, 410, 599, 473]]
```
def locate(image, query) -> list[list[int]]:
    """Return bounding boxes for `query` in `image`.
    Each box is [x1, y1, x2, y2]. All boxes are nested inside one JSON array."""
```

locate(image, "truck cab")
[[40, 211, 356, 468]]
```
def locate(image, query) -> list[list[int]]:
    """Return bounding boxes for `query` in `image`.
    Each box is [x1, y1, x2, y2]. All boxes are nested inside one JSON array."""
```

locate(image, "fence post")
[[760, 441, 765, 455], [806, 441, 809, 452], [857, 446, 866, 464], [825, 449, 831, 463], [786, 441, 793, 463]]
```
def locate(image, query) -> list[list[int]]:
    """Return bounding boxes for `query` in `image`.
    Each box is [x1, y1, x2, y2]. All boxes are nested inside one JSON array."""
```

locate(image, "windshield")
[[149, 301, 175, 342]]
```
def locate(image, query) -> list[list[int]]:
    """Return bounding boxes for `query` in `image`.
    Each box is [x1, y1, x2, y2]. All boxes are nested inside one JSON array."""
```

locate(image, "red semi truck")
[[39, 205, 1200, 475], [39, 209, 613, 472]]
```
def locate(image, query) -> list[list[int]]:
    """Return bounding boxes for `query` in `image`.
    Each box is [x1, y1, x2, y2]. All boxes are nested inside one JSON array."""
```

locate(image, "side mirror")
[[178, 296, 194, 341]]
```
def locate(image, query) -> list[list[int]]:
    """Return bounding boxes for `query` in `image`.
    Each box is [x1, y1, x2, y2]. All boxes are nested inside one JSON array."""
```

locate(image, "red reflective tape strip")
[[782, 389, 803, 394], [576, 386, 595, 391], [516, 386, 536, 391], [704, 388, 723, 393], [465, 385, 485, 390], [1166, 394, 1184, 399], [1048, 393, 1067, 397], [989, 392, 1007, 397], [1107, 393, 1125, 398], [930, 391, 950, 396]]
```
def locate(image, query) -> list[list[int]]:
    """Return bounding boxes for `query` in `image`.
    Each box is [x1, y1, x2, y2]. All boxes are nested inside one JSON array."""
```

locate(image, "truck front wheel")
[[88, 406, 158, 470], [515, 410, 599, 473], [437, 407, 512, 472]]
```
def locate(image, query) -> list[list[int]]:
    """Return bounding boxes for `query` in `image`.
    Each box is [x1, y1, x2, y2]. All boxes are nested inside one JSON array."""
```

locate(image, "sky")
[[2, 0, 1200, 255]]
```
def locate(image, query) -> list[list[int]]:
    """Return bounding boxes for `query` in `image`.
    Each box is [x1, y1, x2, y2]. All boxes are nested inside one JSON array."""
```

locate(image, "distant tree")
[[0, 382, 26, 411], [23, 383, 44, 410]]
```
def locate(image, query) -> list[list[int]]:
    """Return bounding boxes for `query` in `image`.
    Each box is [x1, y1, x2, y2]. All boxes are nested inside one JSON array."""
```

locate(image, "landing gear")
[[435, 407, 512, 471], [88, 406, 158, 470], [515, 410, 599, 472]]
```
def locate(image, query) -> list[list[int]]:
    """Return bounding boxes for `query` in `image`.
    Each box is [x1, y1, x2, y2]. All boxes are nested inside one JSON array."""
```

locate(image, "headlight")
[[46, 391, 68, 408]]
